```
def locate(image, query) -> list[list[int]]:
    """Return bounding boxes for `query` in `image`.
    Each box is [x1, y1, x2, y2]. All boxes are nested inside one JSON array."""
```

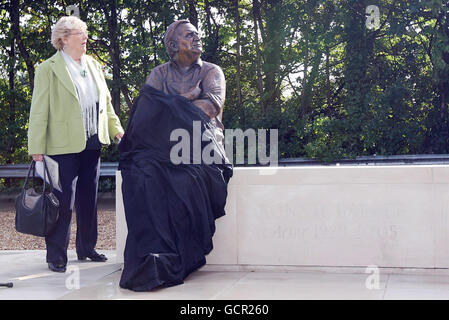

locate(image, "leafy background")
[[1, 0, 449, 190]]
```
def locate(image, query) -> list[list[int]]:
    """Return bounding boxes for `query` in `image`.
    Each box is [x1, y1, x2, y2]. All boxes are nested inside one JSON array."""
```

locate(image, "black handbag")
[[15, 158, 60, 237]]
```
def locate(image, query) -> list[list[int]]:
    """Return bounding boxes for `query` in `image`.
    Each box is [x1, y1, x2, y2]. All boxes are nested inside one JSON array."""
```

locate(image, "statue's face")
[[175, 23, 202, 58]]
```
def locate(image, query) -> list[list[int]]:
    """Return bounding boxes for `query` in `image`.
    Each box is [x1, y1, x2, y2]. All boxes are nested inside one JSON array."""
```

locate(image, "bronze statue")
[[146, 20, 226, 143], [119, 21, 233, 292]]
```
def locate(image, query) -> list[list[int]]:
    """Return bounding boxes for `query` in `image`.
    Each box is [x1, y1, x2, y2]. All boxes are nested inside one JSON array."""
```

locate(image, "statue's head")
[[164, 20, 202, 62]]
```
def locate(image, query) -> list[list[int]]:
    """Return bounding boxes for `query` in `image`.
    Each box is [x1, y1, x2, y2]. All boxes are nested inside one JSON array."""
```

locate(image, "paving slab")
[[2, 250, 449, 300]]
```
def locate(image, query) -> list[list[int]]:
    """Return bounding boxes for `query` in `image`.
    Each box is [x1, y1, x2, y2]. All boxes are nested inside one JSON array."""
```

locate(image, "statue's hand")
[[185, 80, 202, 101]]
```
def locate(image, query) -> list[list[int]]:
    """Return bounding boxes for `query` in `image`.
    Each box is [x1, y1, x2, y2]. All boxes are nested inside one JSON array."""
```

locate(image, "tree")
[[2, 0, 449, 177]]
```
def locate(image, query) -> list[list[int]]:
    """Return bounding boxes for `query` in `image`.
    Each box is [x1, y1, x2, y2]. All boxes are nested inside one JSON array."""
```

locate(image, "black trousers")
[[46, 149, 101, 264]]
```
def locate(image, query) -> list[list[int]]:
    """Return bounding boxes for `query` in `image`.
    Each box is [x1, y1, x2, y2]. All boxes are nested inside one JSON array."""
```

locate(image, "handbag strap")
[[42, 157, 55, 193], [22, 160, 36, 192], [22, 158, 56, 195]]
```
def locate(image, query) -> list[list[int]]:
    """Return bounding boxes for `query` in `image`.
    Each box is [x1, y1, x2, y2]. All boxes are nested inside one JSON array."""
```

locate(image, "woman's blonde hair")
[[51, 16, 87, 50]]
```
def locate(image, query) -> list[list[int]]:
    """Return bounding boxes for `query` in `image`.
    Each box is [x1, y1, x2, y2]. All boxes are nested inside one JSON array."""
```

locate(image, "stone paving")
[[2, 250, 449, 300]]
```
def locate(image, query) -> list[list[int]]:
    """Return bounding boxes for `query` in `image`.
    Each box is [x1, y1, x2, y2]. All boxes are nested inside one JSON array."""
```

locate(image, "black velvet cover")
[[118, 85, 232, 291]]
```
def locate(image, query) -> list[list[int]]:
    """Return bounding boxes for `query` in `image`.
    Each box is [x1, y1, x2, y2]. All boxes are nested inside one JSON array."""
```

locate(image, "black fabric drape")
[[118, 85, 233, 291]]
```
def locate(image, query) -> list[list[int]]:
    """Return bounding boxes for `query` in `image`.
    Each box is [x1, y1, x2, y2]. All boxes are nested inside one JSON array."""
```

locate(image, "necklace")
[[74, 58, 87, 78], [61, 50, 88, 79]]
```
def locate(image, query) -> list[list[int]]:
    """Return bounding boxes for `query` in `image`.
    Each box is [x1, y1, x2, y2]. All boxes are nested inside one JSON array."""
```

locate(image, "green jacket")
[[28, 51, 124, 155]]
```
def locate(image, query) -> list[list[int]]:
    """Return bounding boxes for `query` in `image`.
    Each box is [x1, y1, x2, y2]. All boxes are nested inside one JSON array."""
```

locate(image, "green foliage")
[[1, 0, 449, 186]]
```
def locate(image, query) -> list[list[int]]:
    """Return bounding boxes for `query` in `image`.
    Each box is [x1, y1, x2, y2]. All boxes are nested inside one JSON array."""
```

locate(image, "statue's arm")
[[192, 99, 219, 119], [193, 66, 226, 119], [180, 80, 201, 101]]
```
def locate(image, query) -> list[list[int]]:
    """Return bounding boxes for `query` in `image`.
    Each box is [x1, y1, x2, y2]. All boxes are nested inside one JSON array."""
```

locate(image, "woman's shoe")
[[48, 262, 66, 273], [77, 251, 108, 262]]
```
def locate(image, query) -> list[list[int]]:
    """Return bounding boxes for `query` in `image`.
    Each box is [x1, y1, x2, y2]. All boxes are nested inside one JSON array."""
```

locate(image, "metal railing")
[[2, 154, 449, 178], [0, 162, 119, 178], [276, 154, 449, 166]]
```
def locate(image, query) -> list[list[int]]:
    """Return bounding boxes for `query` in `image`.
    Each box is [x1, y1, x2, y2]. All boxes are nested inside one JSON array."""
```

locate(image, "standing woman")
[[27, 16, 124, 273]]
